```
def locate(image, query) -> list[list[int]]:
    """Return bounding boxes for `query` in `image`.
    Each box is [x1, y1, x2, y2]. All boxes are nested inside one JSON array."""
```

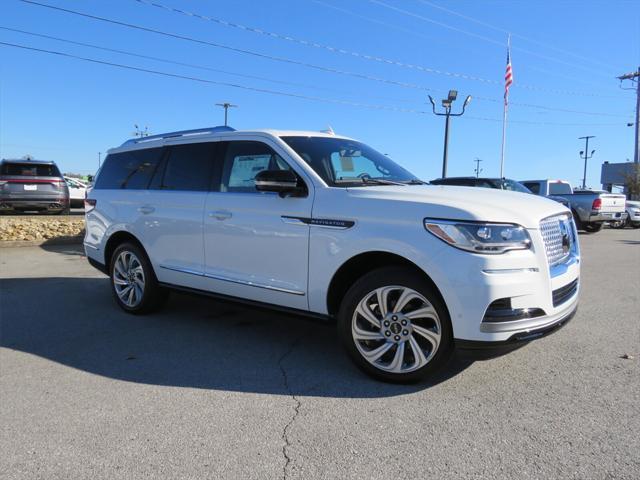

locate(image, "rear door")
[[140, 141, 220, 288], [202, 139, 313, 310]]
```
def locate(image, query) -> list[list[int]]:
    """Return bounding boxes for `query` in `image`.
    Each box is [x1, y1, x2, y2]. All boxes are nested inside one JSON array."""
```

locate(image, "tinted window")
[[549, 182, 572, 195], [1, 163, 61, 177], [94, 148, 164, 189], [158, 143, 217, 191], [221, 141, 291, 193], [523, 182, 540, 194]]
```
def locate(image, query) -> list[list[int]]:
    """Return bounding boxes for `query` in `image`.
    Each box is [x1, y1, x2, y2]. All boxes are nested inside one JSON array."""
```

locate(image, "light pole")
[[98, 152, 101, 169], [215, 102, 237, 127], [428, 90, 472, 178], [473, 158, 483, 178], [579, 136, 595, 189], [133, 124, 150, 138]]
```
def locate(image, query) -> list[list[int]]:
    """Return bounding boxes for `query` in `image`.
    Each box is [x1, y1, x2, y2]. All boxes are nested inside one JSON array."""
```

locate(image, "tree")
[[622, 163, 640, 200]]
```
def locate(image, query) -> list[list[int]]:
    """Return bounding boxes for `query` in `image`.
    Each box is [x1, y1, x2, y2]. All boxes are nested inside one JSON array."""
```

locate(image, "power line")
[[1, 25, 630, 119], [133, 0, 497, 86], [19, 0, 624, 99], [0, 40, 625, 127], [415, 0, 618, 71], [0, 40, 428, 114], [134, 0, 615, 93], [0, 26, 422, 104], [313, 0, 606, 89], [370, 0, 613, 78]]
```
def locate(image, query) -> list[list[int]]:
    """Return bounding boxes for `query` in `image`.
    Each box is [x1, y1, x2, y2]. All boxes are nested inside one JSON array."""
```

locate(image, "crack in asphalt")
[[278, 339, 302, 480]]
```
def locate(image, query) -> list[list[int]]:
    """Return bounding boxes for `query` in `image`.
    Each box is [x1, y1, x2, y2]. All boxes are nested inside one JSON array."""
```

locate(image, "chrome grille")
[[539, 214, 572, 266]]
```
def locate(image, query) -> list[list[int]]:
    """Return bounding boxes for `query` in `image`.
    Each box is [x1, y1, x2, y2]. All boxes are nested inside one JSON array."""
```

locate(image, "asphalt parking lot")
[[1, 229, 638, 479]]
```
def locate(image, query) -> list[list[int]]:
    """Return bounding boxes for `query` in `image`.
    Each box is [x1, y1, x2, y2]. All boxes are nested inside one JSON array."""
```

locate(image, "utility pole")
[[618, 68, 640, 164], [579, 136, 596, 189], [215, 102, 237, 127], [428, 90, 472, 178], [473, 158, 483, 178]]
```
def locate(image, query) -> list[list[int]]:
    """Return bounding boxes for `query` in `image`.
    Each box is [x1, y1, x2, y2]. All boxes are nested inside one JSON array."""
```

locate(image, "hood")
[[345, 185, 569, 229]]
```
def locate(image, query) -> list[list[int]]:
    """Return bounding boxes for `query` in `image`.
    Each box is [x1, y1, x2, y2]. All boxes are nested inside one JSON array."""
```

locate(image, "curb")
[[0, 237, 84, 248]]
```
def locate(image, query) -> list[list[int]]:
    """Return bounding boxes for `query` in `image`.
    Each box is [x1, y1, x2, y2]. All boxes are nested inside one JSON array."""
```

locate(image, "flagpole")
[[500, 34, 511, 178], [500, 98, 508, 178]]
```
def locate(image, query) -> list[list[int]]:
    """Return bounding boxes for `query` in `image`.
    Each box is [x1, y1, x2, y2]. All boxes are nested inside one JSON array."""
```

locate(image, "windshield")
[[549, 182, 572, 195], [281, 136, 419, 186], [491, 179, 531, 193]]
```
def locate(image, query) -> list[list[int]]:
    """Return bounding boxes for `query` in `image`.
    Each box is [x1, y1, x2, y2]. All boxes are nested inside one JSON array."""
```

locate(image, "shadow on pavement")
[[0, 277, 474, 398], [39, 242, 85, 256]]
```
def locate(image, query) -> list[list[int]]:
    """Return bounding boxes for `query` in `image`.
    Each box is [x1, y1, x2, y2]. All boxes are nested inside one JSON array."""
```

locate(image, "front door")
[[203, 140, 313, 310]]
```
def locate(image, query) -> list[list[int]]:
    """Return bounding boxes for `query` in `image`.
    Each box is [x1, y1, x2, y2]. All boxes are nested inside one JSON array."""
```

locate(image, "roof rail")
[[120, 126, 236, 147]]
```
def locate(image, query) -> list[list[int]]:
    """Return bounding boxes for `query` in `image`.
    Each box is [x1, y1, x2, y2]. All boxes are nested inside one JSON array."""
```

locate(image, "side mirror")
[[255, 170, 303, 197], [87, 175, 94, 183]]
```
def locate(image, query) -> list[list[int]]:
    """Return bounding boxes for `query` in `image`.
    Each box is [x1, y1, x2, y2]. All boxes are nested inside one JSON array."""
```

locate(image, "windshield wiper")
[[360, 177, 407, 186], [403, 179, 427, 185]]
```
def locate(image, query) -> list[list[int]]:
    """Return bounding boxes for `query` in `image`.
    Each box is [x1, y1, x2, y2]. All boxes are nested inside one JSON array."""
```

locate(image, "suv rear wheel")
[[338, 266, 452, 383], [109, 242, 167, 314]]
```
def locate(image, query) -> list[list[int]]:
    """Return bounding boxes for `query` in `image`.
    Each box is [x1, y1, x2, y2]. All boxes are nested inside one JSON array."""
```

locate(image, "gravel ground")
[[0, 215, 85, 242], [0, 229, 638, 479]]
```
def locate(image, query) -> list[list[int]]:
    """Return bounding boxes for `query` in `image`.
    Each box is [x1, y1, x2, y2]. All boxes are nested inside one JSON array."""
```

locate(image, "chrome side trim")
[[159, 264, 305, 296], [482, 268, 539, 274], [83, 243, 99, 251], [281, 216, 355, 229]]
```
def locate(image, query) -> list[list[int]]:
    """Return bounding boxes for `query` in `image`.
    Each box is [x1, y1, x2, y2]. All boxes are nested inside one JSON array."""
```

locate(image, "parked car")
[[85, 127, 580, 383], [0, 159, 70, 214], [430, 176, 571, 209], [521, 179, 625, 233], [64, 176, 87, 207], [612, 200, 640, 229]]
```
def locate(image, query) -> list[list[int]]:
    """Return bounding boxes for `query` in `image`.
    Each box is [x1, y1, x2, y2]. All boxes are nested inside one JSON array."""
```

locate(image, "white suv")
[[84, 126, 580, 382]]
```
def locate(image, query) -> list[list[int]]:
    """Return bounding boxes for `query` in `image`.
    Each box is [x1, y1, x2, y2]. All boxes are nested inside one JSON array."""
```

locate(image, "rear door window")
[[155, 142, 217, 191], [94, 148, 164, 189]]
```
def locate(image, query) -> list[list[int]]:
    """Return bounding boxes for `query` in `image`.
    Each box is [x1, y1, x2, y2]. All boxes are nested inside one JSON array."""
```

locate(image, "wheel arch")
[[103, 230, 147, 273], [326, 251, 449, 318]]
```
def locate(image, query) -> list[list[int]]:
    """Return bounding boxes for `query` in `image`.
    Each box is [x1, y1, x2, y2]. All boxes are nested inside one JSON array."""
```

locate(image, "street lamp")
[[428, 90, 472, 178], [579, 135, 596, 189]]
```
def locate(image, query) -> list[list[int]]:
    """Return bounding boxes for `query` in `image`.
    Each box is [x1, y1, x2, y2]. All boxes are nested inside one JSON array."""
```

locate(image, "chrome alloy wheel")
[[112, 250, 145, 308], [351, 286, 442, 374]]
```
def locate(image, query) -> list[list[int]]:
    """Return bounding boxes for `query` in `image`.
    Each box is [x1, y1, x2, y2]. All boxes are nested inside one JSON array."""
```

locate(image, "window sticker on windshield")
[[340, 156, 354, 172]]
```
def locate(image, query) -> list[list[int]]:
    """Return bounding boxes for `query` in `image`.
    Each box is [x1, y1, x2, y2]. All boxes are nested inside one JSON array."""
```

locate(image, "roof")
[[1, 158, 57, 165], [118, 126, 352, 148]]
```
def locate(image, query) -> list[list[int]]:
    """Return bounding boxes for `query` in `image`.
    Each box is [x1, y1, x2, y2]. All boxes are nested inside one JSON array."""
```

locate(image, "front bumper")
[[457, 302, 577, 351]]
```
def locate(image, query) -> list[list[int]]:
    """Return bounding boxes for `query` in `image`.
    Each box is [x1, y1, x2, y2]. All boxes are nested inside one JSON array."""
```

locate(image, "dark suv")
[[0, 159, 70, 214]]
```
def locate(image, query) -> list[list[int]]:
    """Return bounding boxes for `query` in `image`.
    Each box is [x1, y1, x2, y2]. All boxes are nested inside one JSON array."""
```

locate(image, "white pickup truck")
[[521, 179, 626, 233]]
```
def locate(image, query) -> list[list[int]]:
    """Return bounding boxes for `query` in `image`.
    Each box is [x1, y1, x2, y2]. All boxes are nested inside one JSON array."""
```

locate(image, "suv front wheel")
[[338, 266, 452, 383], [110, 242, 167, 314]]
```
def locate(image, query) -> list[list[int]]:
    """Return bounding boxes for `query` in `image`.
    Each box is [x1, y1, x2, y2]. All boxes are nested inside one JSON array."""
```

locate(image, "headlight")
[[424, 218, 531, 254]]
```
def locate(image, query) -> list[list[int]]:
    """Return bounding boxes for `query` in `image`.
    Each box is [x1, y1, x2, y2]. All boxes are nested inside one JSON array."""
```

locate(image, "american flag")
[[504, 44, 513, 105]]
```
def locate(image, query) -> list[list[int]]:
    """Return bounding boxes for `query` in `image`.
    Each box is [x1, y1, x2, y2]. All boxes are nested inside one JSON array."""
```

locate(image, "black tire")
[[109, 242, 167, 314], [571, 211, 582, 230], [337, 266, 453, 383], [583, 222, 603, 233]]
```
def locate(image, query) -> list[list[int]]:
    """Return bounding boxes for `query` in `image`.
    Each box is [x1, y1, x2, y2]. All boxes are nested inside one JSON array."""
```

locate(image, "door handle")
[[138, 205, 155, 214], [209, 210, 232, 220]]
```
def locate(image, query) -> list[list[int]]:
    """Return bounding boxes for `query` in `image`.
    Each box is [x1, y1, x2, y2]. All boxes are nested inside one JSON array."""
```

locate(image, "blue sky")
[[1, 0, 638, 187]]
